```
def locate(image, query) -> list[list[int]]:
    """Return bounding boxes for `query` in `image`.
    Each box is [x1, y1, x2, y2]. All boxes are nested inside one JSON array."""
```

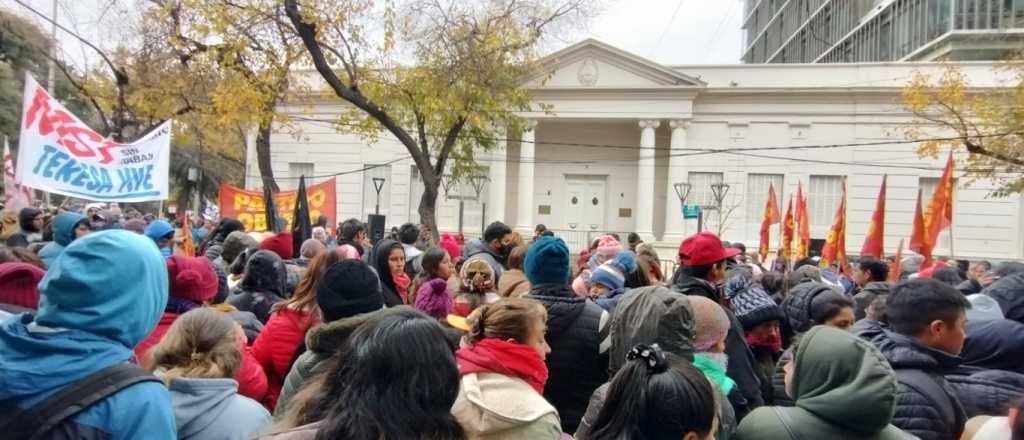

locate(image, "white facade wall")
[[252, 40, 1024, 260]]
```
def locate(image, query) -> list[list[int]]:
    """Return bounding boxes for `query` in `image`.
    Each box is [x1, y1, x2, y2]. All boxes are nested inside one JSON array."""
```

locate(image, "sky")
[[11, 0, 747, 67]]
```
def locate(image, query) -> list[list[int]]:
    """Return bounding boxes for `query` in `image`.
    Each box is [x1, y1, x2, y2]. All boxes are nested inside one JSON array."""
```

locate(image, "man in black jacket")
[[525, 235, 608, 434], [670, 231, 764, 419], [861, 278, 970, 440]]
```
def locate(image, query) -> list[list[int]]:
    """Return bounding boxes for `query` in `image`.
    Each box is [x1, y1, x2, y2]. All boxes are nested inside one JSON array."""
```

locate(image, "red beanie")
[[0, 263, 45, 310], [167, 255, 219, 302], [260, 232, 294, 260]]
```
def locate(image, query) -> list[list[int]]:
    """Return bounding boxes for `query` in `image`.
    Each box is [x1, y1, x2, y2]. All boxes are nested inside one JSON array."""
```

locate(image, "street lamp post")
[[469, 175, 489, 234], [443, 174, 487, 236], [710, 182, 730, 234], [673, 182, 694, 232], [372, 177, 386, 215]]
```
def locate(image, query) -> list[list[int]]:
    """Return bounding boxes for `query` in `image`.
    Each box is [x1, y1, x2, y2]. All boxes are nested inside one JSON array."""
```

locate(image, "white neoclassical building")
[[248, 39, 1024, 260]]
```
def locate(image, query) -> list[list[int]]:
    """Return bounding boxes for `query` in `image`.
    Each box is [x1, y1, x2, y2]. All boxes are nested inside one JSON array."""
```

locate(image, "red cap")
[[260, 232, 294, 260], [678, 232, 742, 266]]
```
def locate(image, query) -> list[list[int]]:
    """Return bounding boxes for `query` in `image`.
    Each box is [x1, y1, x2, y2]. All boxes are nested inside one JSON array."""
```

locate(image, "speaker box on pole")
[[367, 214, 386, 244]]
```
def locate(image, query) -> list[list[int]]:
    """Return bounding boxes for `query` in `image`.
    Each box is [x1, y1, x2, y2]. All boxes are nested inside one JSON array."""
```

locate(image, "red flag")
[[759, 184, 781, 262], [888, 239, 904, 283], [909, 189, 932, 267], [820, 179, 848, 272], [795, 182, 811, 259], [925, 153, 954, 250], [780, 195, 795, 259], [181, 215, 195, 257], [861, 175, 887, 258]]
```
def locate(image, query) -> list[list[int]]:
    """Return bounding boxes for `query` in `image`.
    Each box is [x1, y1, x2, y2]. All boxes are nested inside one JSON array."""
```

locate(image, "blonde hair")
[[466, 298, 547, 345], [148, 308, 242, 384]]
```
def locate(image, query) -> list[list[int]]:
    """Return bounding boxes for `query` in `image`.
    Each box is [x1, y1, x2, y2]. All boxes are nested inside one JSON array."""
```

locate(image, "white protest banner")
[[16, 74, 171, 202]]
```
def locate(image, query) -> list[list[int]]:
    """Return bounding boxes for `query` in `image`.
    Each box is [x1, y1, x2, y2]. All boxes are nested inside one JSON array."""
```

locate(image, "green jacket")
[[735, 326, 916, 440]]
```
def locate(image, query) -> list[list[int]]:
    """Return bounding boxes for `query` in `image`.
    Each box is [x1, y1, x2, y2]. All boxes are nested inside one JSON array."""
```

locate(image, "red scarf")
[[393, 272, 410, 304], [457, 338, 549, 394], [746, 333, 782, 353]]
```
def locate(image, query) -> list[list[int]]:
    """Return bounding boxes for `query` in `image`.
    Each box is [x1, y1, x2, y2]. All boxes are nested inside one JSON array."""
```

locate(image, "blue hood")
[[36, 230, 168, 347], [51, 211, 86, 246], [0, 314, 134, 404]]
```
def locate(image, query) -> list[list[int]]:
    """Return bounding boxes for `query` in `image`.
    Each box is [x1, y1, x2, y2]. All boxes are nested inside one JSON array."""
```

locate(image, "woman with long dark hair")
[[589, 344, 718, 440], [251, 248, 346, 409], [262, 309, 464, 440], [371, 239, 408, 306], [412, 247, 454, 303]]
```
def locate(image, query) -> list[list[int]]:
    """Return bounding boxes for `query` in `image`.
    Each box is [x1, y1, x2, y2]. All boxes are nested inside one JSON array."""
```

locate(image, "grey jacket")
[[167, 377, 271, 440]]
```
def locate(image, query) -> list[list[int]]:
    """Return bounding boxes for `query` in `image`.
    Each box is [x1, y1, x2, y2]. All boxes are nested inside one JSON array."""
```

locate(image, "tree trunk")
[[417, 175, 441, 245], [256, 121, 279, 193]]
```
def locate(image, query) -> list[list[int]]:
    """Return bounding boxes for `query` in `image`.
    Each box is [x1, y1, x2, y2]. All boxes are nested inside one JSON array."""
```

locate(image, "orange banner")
[[219, 178, 336, 232]]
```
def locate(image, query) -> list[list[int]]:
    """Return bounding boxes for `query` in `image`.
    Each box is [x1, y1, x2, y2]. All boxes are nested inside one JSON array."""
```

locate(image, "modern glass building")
[[742, 0, 1024, 63]]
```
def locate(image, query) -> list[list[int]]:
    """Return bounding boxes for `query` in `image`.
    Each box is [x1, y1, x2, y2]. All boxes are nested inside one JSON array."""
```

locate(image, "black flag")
[[291, 175, 312, 259], [263, 179, 279, 233]]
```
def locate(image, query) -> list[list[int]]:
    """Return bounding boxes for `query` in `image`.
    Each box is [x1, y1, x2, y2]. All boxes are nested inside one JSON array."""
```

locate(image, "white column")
[[635, 120, 660, 242], [487, 127, 507, 226], [662, 119, 689, 244], [515, 120, 537, 233]]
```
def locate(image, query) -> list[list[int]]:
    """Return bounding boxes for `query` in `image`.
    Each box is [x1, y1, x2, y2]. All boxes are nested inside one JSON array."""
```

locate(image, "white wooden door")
[[564, 175, 607, 252]]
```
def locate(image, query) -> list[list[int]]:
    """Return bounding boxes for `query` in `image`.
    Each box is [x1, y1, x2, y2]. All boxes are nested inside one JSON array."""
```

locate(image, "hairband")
[[626, 343, 668, 372]]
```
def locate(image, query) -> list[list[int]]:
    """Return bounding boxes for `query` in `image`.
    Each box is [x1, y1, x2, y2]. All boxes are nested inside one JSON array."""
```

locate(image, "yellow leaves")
[[902, 60, 1024, 196]]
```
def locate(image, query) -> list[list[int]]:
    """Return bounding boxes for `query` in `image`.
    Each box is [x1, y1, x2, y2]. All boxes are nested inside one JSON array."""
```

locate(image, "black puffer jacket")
[[961, 318, 1024, 374], [947, 365, 1024, 417], [672, 274, 763, 418], [527, 283, 607, 434], [227, 250, 286, 323], [782, 282, 838, 334], [856, 320, 967, 440], [983, 272, 1024, 323], [956, 278, 983, 295], [853, 281, 891, 321]]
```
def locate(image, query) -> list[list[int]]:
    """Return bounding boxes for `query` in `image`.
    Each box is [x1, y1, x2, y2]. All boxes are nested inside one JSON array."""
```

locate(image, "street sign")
[[682, 204, 701, 219]]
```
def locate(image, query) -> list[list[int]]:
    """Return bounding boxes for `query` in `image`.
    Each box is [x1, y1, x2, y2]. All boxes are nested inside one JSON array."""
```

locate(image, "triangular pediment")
[[526, 39, 706, 89]]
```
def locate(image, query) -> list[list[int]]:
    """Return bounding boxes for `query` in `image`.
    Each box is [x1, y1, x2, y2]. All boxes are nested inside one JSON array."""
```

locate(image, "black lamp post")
[[372, 177, 386, 215], [673, 182, 698, 232], [710, 182, 730, 234], [469, 174, 489, 234]]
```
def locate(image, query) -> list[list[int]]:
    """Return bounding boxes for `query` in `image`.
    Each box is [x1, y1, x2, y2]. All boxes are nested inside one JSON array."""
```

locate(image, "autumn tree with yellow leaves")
[[903, 61, 1024, 196], [283, 0, 596, 241]]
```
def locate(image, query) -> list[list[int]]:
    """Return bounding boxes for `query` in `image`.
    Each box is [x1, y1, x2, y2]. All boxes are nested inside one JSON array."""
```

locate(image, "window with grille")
[[808, 175, 843, 235], [363, 164, 392, 219], [687, 172, 724, 208], [287, 163, 314, 191], [746, 174, 784, 239]]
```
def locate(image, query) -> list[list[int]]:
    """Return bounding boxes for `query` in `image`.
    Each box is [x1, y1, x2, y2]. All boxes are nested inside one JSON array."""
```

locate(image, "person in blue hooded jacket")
[[146, 220, 177, 259], [0, 230, 176, 439], [37, 211, 91, 268]]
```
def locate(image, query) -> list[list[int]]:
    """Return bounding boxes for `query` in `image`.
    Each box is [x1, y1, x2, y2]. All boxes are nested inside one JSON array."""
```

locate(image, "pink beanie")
[[689, 295, 731, 352], [337, 244, 360, 260]]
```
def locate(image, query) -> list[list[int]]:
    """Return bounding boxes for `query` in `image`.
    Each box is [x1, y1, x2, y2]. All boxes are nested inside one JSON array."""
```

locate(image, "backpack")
[[0, 363, 160, 440]]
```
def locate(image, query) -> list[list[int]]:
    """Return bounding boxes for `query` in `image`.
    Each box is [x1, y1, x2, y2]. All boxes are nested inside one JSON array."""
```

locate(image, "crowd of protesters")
[[1, 201, 1023, 440]]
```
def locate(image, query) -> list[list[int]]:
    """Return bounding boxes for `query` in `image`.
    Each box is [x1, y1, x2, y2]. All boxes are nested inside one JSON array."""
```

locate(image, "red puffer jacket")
[[252, 307, 318, 410], [134, 311, 269, 402]]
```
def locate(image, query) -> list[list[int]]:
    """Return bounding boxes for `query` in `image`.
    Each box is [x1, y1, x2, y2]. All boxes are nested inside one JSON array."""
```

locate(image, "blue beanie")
[[144, 220, 175, 243], [590, 251, 638, 291], [525, 236, 571, 285]]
